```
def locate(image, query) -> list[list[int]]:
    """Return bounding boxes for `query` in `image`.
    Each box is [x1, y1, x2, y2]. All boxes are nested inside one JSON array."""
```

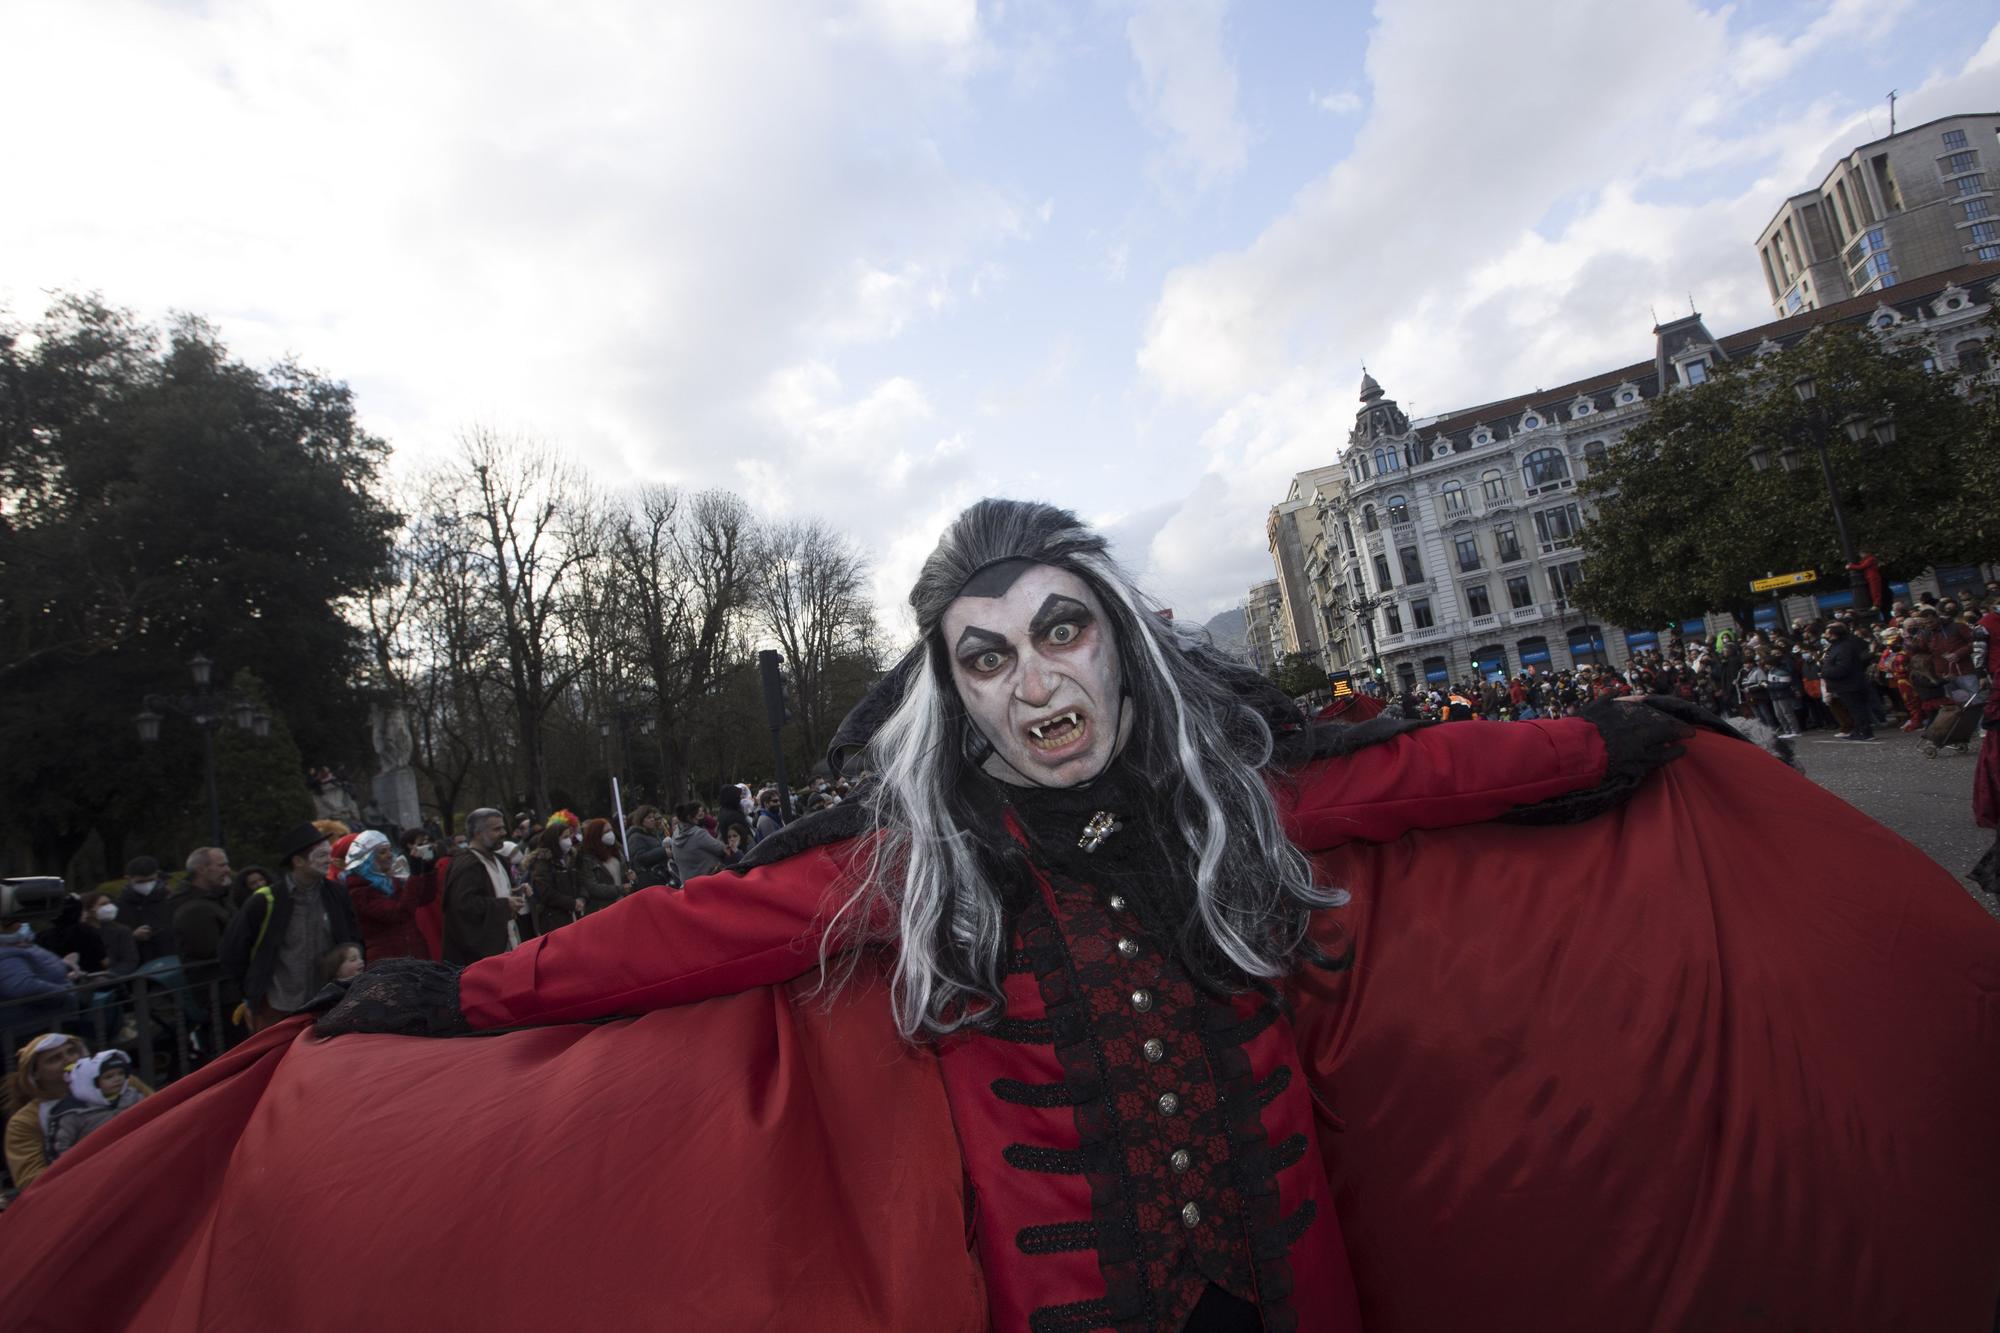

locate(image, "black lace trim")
[[1220, 1001, 1280, 1046], [1253, 1065, 1291, 1108], [1197, 997, 1300, 1333], [1501, 700, 1692, 827], [1275, 1200, 1317, 1250], [991, 1016, 1056, 1044], [1028, 1297, 1118, 1333], [1004, 1144, 1091, 1175], [991, 1077, 1078, 1108], [1269, 1133, 1308, 1172], [1017, 1220, 1099, 1255], [1017, 894, 1156, 1331]]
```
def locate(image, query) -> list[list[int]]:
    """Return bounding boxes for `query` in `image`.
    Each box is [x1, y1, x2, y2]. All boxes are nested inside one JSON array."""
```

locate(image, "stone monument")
[[369, 701, 423, 832]]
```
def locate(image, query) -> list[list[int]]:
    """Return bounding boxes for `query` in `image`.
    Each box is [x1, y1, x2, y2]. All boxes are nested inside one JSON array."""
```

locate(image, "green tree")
[[1576, 322, 1999, 628], [0, 295, 397, 876], [1270, 651, 1327, 699]]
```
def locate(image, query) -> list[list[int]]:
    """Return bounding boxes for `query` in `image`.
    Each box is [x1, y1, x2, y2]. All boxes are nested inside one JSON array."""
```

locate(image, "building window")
[[1967, 198, 1993, 221], [1568, 625, 1608, 665], [1466, 584, 1492, 617], [1533, 502, 1583, 552], [1548, 561, 1583, 608], [1397, 662, 1417, 693], [1362, 505, 1377, 533], [1970, 222, 1999, 244], [1481, 471, 1509, 503], [1683, 360, 1708, 385], [1979, 245, 2000, 262], [1506, 574, 1533, 609], [1374, 446, 1401, 474], [1944, 129, 1969, 151], [1398, 545, 1424, 583], [1494, 523, 1522, 563], [1943, 151, 1980, 176], [1521, 448, 1571, 489], [1411, 599, 1435, 630], [1471, 645, 1507, 681], [1383, 603, 1403, 635], [1961, 342, 1991, 374], [1582, 440, 1607, 471], [1522, 414, 1539, 429], [1618, 389, 1636, 404], [1441, 481, 1469, 515], [1387, 495, 1411, 524], [1421, 655, 1449, 684], [1956, 174, 1987, 197], [1454, 534, 1481, 571], [1518, 635, 1551, 668], [1373, 553, 1393, 590]]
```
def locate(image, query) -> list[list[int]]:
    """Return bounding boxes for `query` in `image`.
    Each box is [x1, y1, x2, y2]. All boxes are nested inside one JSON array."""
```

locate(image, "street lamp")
[[1751, 375, 1894, 617], [133, 653, 268, 849], [1346, 591, 1389, 685]]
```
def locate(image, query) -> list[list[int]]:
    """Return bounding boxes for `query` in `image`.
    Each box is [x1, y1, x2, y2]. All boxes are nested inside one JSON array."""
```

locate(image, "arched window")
[[1373, 446, 1401, 474], [1568, 625, 1607, 665], [1362, 504, 1378, 533], [1959, 340, 1990, 374], [1480, 469, 1509, 504], [1521, 448, 1571, 489], [1582, 440, 1607, 471], [1387, 495, 1411, 524], [1355, 454, 1371, 481], [1440, 480, 1469, 515]]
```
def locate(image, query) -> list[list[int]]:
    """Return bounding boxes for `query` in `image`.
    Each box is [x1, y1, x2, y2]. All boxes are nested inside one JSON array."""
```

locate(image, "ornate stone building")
[[1261, 258, 2000, 692]]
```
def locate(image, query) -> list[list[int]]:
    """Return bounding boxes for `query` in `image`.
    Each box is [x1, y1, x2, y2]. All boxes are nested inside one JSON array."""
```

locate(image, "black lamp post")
[[1746, 374, 1895, 617], [1346, 592, 1388, 684], [134, 653, 271, 849]]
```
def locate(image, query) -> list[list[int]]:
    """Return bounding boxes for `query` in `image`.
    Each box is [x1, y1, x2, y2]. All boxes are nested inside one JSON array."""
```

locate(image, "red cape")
[[4, 728, 1997, 1331]]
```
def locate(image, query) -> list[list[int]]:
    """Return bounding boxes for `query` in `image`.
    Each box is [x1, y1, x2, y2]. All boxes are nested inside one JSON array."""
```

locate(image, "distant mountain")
[[1203, 605, 1248, 660]]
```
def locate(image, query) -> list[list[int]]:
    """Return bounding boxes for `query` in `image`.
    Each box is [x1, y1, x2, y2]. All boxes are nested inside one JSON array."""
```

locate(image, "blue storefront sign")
[[1626, 629, 1660, 654], [1519, 637, 1551, 666], [1815, 589, 1855, 612], [1568, 626, 1607, 662], [1679, 617, 1707, 637], [1752, 604, 1779, 628], [1423, 658, 1451, 683]]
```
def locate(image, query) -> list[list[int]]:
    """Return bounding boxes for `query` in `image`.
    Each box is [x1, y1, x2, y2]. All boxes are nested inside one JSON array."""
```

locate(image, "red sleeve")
[[1278, 717, 1607, 852], [347, 874, 415, 928], [457, 837, 865, 1029]]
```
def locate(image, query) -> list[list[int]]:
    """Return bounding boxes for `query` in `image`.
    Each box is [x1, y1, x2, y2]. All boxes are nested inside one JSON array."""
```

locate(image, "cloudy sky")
[[5, 0, 1998, 633]]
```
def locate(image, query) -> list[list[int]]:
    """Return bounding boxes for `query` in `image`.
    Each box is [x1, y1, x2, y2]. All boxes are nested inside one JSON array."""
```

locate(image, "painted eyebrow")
[[1029, 595, 1092, 637], [954, 625, 1008, 657]]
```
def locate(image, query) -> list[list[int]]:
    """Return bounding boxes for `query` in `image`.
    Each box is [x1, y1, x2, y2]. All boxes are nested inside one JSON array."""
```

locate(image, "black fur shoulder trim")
[[1501, 699, 1695, 827], [728, 798, 876, 873]]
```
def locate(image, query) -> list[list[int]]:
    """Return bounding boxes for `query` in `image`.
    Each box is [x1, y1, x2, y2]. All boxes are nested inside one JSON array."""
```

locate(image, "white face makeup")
[[940, 564, 1130, 788]]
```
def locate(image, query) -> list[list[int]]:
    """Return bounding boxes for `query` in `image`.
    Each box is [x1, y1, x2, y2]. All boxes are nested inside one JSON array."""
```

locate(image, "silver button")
[[1116, 937, 1139, 959], [1141, 1038, 1165, 1063], [1130, 988, 1153, 1013], [1181, 1201, 1202, 1228], [1170, 1149, 1192, 1173], [1157, 1092, 1181, 1116], [1107, 894, 1128, 912]]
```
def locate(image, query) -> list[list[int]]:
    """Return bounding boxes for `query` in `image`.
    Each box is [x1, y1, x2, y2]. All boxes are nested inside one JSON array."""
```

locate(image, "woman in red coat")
[[343, 829, 439, 961]]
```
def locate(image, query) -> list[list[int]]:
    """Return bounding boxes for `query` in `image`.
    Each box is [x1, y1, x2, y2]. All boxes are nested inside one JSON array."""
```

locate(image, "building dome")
[[1359, 370, 1383, 402]]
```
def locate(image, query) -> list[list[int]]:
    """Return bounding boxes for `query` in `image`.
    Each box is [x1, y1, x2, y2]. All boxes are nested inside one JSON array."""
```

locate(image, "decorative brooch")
[[1077, 811, 1122, 853]]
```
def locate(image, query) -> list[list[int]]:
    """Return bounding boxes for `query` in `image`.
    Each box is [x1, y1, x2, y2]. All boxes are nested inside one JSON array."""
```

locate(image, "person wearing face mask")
[[526, 823, 583, 936], [667, 803, 728, 882], [115, 856, 180, 967], [219, 824, 361, 1032], [573, 819, 630, 913], [0, 918, 80, 1033], [77, 893, 139, 977], [344, 829, 440, 962], [624, 807, 674, 890]]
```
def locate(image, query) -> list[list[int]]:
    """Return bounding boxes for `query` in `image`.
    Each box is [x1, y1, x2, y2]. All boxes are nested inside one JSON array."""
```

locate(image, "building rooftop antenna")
[[1888, 89, 1897, 135]]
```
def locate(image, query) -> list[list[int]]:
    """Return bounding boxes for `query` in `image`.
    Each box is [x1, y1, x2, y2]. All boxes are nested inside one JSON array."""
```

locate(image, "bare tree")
[[452, 428, 599, 812], [753, 518, 877, 761]]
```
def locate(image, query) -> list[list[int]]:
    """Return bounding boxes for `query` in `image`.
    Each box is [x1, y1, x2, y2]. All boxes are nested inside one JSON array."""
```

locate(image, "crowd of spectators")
[[0, 774, 852, 1202], [1376, 585, 1997, 743]]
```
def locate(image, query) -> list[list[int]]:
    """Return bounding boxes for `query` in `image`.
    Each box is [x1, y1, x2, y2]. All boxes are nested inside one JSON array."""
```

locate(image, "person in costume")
[[43, 1050, 148, 1164], [4, 499, 1998, 1333]]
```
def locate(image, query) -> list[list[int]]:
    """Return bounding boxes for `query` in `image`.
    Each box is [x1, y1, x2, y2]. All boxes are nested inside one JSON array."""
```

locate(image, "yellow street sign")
[[1749, 570, 1817, 593]]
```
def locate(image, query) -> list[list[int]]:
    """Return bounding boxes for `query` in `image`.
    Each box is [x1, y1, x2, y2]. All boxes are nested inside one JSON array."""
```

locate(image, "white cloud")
[[1133, 2, 2000, 619], [1125, 0, 1250, 186], [1311, 88, 1362, 115]]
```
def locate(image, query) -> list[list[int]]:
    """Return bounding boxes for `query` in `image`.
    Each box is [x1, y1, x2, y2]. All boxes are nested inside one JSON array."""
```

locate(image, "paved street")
[[1788, 725, 1996, 919]]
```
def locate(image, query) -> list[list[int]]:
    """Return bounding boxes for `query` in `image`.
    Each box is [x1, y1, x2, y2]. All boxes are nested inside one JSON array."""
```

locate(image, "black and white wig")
[[827, 498, 1345, 1040]]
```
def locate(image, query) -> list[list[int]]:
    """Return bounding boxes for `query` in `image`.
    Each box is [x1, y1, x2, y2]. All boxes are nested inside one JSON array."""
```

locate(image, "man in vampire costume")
[[4, 499, 1998, 1332]]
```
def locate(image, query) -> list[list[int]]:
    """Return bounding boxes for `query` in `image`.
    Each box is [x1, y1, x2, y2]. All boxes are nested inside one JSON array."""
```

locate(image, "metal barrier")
[[0, 971, 243, 1091]]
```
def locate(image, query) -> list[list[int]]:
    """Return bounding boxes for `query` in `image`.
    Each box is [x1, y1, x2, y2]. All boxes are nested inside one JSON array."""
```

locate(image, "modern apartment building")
[[1757, 112, 2000, 318], [1261, 260, 1998, 692]]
